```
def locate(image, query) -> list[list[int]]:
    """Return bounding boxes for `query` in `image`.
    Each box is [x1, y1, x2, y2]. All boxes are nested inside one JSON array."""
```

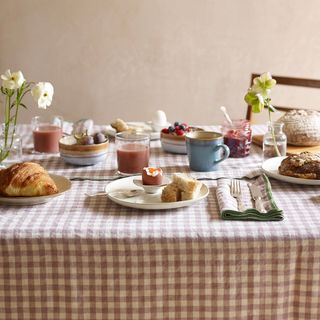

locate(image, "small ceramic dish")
[[160, 127, 204, 154], [133, 176, 170, 194], [59, 136, 109, 166]]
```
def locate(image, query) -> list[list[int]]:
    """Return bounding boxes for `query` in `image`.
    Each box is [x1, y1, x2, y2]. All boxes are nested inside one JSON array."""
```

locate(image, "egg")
[[152, 110, 167, 126]]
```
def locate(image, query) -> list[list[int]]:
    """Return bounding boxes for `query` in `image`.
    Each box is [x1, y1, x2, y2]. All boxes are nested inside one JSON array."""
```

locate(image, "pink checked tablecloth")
[[0, 125, 319, 320]]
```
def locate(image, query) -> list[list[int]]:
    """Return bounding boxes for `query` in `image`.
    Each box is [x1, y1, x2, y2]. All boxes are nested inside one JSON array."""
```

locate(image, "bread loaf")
[[0, 162, 58, 196], [278, 110, 320, 146]]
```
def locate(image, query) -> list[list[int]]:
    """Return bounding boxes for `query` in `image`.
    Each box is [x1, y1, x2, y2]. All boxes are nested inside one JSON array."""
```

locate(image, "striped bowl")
[[59, 136, 109, 166]]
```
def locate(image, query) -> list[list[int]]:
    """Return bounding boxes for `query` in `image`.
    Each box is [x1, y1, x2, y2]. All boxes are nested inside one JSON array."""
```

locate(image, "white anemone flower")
[[31, 82, 54, 109], [1, 69, 25, 90]]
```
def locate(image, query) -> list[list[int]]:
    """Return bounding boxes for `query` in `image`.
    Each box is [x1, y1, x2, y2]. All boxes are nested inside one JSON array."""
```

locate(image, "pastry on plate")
[[161, 173, 202, 202], [278, 152, 320, 179], [0, 162, 58, 196], [110, 118, 130, 133]]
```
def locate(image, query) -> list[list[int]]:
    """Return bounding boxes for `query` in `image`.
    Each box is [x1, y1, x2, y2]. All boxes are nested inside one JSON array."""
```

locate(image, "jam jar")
[[221, 119, 252, 157]]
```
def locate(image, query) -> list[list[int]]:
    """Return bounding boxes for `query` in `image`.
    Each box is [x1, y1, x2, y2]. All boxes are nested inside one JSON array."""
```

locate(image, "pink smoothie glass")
[[32, 115, 63, 153], [115, 132, 150, 175]]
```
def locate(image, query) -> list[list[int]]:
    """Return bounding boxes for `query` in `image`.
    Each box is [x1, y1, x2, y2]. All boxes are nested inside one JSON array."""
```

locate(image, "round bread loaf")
[[277, 109, 320, 146]]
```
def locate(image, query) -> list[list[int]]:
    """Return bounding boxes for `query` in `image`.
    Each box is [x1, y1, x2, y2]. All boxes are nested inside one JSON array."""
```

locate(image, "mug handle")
[[212, 144, 230, 164]]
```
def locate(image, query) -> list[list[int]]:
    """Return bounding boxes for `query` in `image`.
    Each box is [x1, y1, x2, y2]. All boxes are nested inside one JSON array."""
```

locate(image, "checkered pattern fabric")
[[0, 124, 319, 319]]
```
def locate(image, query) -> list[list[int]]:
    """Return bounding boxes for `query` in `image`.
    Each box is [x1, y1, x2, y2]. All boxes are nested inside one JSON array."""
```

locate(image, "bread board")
[[252, 135, 320, 155]]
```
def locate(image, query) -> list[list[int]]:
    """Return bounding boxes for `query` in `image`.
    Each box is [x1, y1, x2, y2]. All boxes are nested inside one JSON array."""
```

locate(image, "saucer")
[[133, 176, 170, 194]]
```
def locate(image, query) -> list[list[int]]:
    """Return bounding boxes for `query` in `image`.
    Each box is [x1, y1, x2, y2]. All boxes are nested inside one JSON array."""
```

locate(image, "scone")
[[161, 183, 181, 202], [278, 152, 320, 179], [172, 173, 202, 195], [0, 162, 58, 196], [161, 173, 202, 202]]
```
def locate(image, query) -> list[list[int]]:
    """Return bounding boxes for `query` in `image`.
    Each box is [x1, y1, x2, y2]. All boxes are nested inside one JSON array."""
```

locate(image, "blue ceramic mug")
[[186, 131, 230, 171]]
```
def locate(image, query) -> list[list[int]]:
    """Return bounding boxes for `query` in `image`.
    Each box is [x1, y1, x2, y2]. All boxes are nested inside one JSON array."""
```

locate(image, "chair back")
[[246, 74, 320, 124]]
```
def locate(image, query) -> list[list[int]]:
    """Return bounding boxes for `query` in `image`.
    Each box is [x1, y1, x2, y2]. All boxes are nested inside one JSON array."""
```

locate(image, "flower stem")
[[268, 108, 281, 157]]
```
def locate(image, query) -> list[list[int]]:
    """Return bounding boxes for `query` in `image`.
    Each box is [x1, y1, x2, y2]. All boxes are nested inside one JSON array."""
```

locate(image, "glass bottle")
[[0, 124, 23, 166], [221, 119, 252, 157], [263, 122, 287, 159]]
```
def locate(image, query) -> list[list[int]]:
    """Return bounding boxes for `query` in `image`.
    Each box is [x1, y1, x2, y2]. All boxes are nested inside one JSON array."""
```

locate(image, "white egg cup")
[[133, 176, 170, 194]]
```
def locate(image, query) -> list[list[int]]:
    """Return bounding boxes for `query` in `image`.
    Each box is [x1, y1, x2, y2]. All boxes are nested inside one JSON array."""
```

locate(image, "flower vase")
[[0, 124, 22, 167], [263, 122, 287, 159]]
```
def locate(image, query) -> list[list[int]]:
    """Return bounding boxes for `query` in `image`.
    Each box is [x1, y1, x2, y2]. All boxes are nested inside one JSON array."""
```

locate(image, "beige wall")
[[1, 0, 320, 126]]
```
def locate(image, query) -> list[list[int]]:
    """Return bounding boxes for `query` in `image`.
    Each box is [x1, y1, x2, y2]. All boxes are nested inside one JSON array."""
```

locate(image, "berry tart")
[[160, 122, 202, 154]]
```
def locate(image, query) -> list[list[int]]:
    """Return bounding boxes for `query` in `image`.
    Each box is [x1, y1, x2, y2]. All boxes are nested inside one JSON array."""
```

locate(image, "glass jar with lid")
[[221, 119, 252, 157]]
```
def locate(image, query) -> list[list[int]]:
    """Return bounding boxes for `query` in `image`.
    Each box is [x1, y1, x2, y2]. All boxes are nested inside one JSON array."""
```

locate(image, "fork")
[[230, 179, 245, 212]]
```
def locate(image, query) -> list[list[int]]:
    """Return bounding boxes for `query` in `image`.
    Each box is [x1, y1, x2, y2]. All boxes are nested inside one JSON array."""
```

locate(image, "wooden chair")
[[246, 73, 320, 123]]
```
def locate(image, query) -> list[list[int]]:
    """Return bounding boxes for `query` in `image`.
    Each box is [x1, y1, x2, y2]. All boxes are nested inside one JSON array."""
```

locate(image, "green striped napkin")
[[216, 174, 284, 221]]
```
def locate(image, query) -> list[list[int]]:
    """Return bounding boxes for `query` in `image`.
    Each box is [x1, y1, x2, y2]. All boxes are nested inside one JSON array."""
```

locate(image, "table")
[[0, 125, 319, 320]]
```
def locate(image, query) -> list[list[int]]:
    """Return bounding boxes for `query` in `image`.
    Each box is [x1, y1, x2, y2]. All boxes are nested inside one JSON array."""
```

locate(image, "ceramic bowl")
[[59, 136, 109, 166], [160, 127, 204, 154]]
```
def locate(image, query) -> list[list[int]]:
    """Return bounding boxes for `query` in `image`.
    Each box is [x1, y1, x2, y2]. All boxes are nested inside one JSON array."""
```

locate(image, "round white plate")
[[105, 176, 209, 210], [0, 174, 72, 205], [105, 122, 161, 140], [262, 156, 320, 185]]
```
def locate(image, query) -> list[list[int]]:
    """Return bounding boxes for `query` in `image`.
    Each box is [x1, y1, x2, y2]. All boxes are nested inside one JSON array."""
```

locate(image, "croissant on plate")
[[0, 162, 58, 197]]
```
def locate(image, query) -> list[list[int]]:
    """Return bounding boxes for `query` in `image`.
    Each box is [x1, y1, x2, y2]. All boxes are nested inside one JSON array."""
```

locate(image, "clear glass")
[[221, 119, 252, 157], [32, 115, 63, 153], [263, 122, 287, 159], [115, 132, 150, 175], [0, 124, 22, 166]]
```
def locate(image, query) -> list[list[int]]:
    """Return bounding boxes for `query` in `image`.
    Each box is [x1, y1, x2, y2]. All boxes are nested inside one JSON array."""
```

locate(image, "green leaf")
[[245, 91, 265, 113], [251, 101, 264, 113], [244, 91, 257, 105], [20, 103, 28, 109]]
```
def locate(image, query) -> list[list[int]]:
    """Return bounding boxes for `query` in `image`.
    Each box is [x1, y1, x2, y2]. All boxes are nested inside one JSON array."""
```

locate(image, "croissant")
[[0, 162, 58, 197]]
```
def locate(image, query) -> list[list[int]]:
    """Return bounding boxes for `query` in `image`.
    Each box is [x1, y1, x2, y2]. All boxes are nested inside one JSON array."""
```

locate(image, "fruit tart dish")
[[160, 121, 203, 154]]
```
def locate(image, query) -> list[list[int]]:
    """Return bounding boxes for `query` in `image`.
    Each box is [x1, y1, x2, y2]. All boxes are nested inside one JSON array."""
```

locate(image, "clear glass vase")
[[0, 124, 23, 167], [263, 122, 287, 159]]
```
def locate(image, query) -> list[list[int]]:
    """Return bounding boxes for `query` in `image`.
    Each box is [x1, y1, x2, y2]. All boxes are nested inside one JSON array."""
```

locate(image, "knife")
[[248, 183, 266, 213]]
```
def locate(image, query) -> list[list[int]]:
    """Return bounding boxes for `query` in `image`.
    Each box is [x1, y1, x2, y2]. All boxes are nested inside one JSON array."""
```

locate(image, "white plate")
[[133, 176, 170, 194], [0, 174, 72, 205], [105, 122, 161, 140], [105, 176, 209, 210], [262, 156, 320, 185]]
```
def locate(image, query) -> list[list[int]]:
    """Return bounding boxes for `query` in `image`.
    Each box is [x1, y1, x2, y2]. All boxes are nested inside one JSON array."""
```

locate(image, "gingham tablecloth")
[[0, 125, 319, 320]]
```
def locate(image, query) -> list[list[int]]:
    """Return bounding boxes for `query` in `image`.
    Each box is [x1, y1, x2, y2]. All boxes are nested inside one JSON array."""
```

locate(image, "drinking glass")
[[32, 115, 63, 153], [115, 132, 150, 175]]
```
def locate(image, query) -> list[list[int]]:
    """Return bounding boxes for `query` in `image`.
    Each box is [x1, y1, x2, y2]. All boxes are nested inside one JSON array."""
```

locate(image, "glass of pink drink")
[[115, 132, 150, 175], [32, 115, 63, 153]]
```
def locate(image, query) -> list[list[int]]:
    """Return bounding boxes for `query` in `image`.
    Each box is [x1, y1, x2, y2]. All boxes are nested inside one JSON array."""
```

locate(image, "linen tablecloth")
[[0, 125, 319, 320]]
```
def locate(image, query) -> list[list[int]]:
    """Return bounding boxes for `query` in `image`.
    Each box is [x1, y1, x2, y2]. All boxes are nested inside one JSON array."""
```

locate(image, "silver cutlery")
[[248, 183, 266, 213], [86, 190, 142, 198], [230, 179, 245, 212]]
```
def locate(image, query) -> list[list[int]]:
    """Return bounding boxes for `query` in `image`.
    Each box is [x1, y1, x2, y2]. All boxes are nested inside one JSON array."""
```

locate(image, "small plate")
[[105, 176, 209, 210], [262, 156, 320, 185], [0, 174, 72, 205], [133, 176, 170, 194], [105, 122, 160, 140]]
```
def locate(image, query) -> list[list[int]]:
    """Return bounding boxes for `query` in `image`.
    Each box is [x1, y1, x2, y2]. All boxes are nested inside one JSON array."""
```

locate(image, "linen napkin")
[[216, 174, 283, 221]]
